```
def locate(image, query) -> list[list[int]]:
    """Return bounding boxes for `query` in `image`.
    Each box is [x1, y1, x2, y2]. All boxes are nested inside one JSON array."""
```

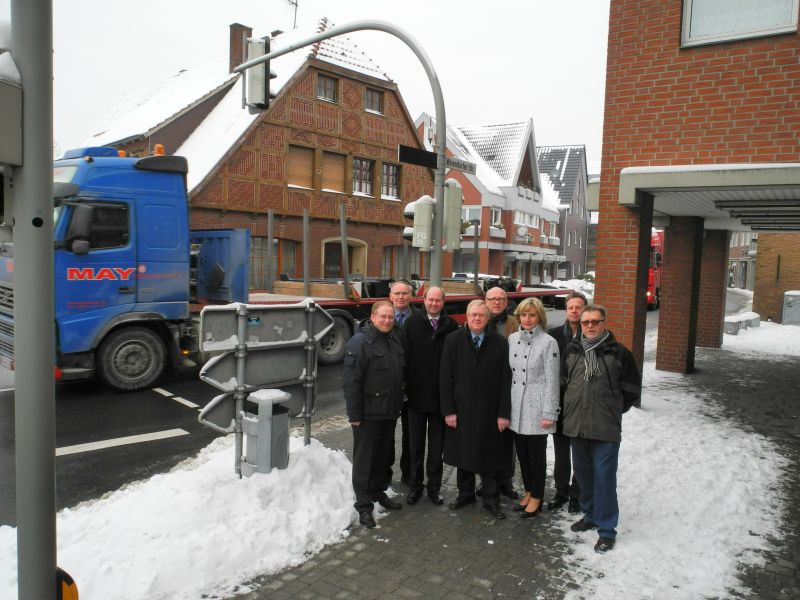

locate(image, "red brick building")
[[85, 21, 434, 288], [596, 0, 800, 371]]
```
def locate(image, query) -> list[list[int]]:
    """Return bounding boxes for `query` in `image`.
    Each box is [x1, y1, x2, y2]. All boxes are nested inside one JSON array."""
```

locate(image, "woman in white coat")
[[508, 297, 560, 517]]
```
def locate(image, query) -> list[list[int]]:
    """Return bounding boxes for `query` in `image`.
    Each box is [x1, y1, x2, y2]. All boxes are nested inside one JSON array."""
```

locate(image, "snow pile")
[[560, 347, 791, 599], [0, 436, 354, 599], [723, 321, 800, 358]]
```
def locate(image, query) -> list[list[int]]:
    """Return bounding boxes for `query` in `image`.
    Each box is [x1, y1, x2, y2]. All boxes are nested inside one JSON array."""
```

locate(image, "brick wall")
[[697, 230, 730, 348], [754, 233, 800, 322], [600, 0, 800, 363], [189, 64, 434, 279]]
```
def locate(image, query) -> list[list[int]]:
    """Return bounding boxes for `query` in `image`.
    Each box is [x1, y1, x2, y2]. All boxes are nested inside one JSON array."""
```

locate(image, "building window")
[[287, 145, 314, 189], [381, 163, 400, 198], [533, 215, 540, 229], [462, 206, 481, 225], [316, 74, 338, 102], [682, 0, 798, 47], [567, 232, 572, 247], [490, 208, 502, 226], [550, 222, 558, 238], [321, 151, 346, 193], [579, 235, 583, 249], [250, 238, 298, 290], [353, 158, 374, 196], [365, 88, 384, 114]]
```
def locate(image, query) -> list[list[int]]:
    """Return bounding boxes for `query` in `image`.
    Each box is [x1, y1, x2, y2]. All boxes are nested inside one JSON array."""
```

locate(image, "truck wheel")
[[318, 316, 351, 365], [96, 327, 166, 391]]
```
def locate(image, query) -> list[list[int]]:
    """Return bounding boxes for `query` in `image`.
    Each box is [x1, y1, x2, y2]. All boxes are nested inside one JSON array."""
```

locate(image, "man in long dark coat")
[[440, 299, 512, 520], [402, 286, 458, 506]]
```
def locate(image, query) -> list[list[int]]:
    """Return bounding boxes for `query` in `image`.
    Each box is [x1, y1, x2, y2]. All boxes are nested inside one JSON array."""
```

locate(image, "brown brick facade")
[[599, 0, 800, 367], [753, 233, 800, 322], [188, 63, 434, 280]]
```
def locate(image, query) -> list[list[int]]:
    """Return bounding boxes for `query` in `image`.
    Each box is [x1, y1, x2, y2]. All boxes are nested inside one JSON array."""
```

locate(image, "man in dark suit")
[[402, 286, 458, 506]]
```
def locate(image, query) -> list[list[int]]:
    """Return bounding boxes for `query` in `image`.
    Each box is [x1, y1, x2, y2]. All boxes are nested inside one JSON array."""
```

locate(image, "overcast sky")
[[1, 0, 610, 172]]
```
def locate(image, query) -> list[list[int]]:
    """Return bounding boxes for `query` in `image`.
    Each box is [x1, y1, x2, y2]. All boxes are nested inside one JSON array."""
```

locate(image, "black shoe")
[[448, 495, 476, 510], [483, 504, 506, 520], [547, 494, 569, 511], [406, 490, 422, 505], [499, 484, 519, 500], [567, 497, 581, 514], [377, 497, 402, 511], [570, 517, 598, 532], [520, 499, 542, 519], [594, 537, 615, 553], [359, 511, 376, 529], [428, 491, 444, 505]]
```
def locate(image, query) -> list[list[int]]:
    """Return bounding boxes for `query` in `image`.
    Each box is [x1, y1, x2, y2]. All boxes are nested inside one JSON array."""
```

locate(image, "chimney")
[[229, 23, 253, 73]]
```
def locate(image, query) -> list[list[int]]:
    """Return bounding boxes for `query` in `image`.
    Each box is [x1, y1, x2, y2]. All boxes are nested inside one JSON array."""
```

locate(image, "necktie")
[[431, 318, 438, 332], [473, 335, 480, 349], [397, 313, 405, 326]]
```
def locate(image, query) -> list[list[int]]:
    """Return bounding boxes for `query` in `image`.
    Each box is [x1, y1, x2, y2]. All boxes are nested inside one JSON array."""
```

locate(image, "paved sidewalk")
[[235, 300, 799, 599]]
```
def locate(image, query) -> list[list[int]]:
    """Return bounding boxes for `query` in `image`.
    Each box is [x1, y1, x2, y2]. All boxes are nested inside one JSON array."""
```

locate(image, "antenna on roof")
[[287, 0, 298, 29]]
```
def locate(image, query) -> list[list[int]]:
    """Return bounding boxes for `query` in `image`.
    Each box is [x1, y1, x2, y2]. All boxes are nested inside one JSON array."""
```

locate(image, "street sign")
[[445, 157, 476, 175], [398, 144, 437, 169]]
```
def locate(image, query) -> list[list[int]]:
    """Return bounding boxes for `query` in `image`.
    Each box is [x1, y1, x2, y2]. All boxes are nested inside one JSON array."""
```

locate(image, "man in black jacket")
[[546, 291, 586, 513], [440, 299, 512, 520], [402, 286, 459, 506], [389, 280, 415, 485], [344, 301, 405, 529], [561, 304, 641, 553]]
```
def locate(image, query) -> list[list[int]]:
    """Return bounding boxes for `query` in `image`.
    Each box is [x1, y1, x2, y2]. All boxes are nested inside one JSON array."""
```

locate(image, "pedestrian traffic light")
[[245, 36, 277, 113], [411, 195, 434, 250], [443, 178, 463, 251]]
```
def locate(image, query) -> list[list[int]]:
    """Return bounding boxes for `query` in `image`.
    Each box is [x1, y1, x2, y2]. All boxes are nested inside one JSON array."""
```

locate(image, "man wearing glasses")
[[561, 304, 640, 554], [483, 287, 520, 501]]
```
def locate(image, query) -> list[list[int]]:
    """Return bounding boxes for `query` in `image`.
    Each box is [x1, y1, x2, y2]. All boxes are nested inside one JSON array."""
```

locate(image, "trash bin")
[[241, 389, 291, 477], [783, 291, 800, 326]]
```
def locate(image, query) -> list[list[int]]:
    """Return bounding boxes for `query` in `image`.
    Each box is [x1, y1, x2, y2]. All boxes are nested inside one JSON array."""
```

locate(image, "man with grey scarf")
[[561, 304, 641, 554]]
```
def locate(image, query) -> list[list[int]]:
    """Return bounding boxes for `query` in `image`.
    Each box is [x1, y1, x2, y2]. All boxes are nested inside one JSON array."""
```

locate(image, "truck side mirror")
[[71, 239, 90, 255], [66, 203, 93, 254]]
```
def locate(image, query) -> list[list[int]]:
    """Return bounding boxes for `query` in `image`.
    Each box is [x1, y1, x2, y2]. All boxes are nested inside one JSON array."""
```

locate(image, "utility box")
[[782, 291, 800, 326], [0, 60, 22, 166], [241, 389, 291, 476]]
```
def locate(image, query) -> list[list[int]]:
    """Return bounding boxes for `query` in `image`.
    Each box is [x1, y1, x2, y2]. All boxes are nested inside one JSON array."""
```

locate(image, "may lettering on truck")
[[66, 267, 136, 281]]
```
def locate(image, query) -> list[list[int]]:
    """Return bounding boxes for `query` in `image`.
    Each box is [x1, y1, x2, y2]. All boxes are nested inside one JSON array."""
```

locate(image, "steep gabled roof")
[[458, 121, 531, 185], [83, 17, 391, 166], [536, 145, 588, 208]]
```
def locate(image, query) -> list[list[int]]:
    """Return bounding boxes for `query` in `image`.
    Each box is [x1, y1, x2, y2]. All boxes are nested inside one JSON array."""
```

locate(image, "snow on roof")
[[539, 172, 560, 212], [457, 121, 530, 185], [537, 145, 587, 206], [176, 78, 257, 192], [0, 20, 19, 86], [82, 57, 237, 147]]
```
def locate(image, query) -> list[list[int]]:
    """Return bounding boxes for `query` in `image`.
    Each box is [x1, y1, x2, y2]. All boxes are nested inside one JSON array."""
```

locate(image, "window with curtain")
[[381, 163, 400, 198], [316, 74, 338, 102], [682, 0, 798, 46], [353, 158, 374, 195], [365, 88, 384, 113]]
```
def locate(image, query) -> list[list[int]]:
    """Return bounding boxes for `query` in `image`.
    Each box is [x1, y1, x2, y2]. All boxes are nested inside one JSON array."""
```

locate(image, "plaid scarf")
[[581, 330, 610, 381]]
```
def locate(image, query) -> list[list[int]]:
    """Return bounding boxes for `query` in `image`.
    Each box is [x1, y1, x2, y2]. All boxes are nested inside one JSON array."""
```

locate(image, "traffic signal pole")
[[10, 0, 58, 597], [235, 20, 447, 286]]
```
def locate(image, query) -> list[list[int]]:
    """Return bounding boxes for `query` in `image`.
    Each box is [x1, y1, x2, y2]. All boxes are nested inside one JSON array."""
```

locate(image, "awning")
[[617, 163, 800, 231]]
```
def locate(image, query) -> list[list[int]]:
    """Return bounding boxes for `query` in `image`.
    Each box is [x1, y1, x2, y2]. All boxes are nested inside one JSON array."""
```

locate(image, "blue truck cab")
[[0, 147, 249, 391]]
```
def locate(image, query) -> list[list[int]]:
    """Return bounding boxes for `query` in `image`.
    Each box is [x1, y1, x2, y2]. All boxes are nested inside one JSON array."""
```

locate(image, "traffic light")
[[443, 178, 463, 251], [245, 36, 277, 113], [411, 195, 434, 250]]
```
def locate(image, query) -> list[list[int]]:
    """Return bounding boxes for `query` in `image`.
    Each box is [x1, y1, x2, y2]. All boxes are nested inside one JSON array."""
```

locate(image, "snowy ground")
[[1, 320, 797, 599]]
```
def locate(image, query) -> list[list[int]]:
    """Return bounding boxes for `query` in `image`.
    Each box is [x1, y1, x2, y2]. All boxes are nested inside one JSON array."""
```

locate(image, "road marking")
[[172, 396, 199, 409], [152, 387, 173, 397], [56, 428, 190, 456]]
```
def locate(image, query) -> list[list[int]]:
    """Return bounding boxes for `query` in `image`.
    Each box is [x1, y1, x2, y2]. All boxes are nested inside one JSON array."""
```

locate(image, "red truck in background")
[[647, 230, 664, 310]]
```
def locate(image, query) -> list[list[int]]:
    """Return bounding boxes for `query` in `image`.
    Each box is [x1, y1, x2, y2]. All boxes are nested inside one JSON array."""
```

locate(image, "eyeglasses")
[[486, 297, 506, 303], [580, 319, 605, 326]]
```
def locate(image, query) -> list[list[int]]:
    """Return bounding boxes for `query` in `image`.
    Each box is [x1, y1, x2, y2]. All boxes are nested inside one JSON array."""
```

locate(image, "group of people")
[[343, 281, 641, 554]]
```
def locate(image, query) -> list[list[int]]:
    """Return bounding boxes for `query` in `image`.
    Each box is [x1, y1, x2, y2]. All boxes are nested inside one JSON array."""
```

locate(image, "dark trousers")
[[552, 429, 580, 499], [498, 429, 516, 487], [457, 468, 501, 508], [514, 433, 548, 499], [407, 406, 444, 493], [352, 419, 397, 513], [571, 437, 620, 539], [388, 403, 411, 482]]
